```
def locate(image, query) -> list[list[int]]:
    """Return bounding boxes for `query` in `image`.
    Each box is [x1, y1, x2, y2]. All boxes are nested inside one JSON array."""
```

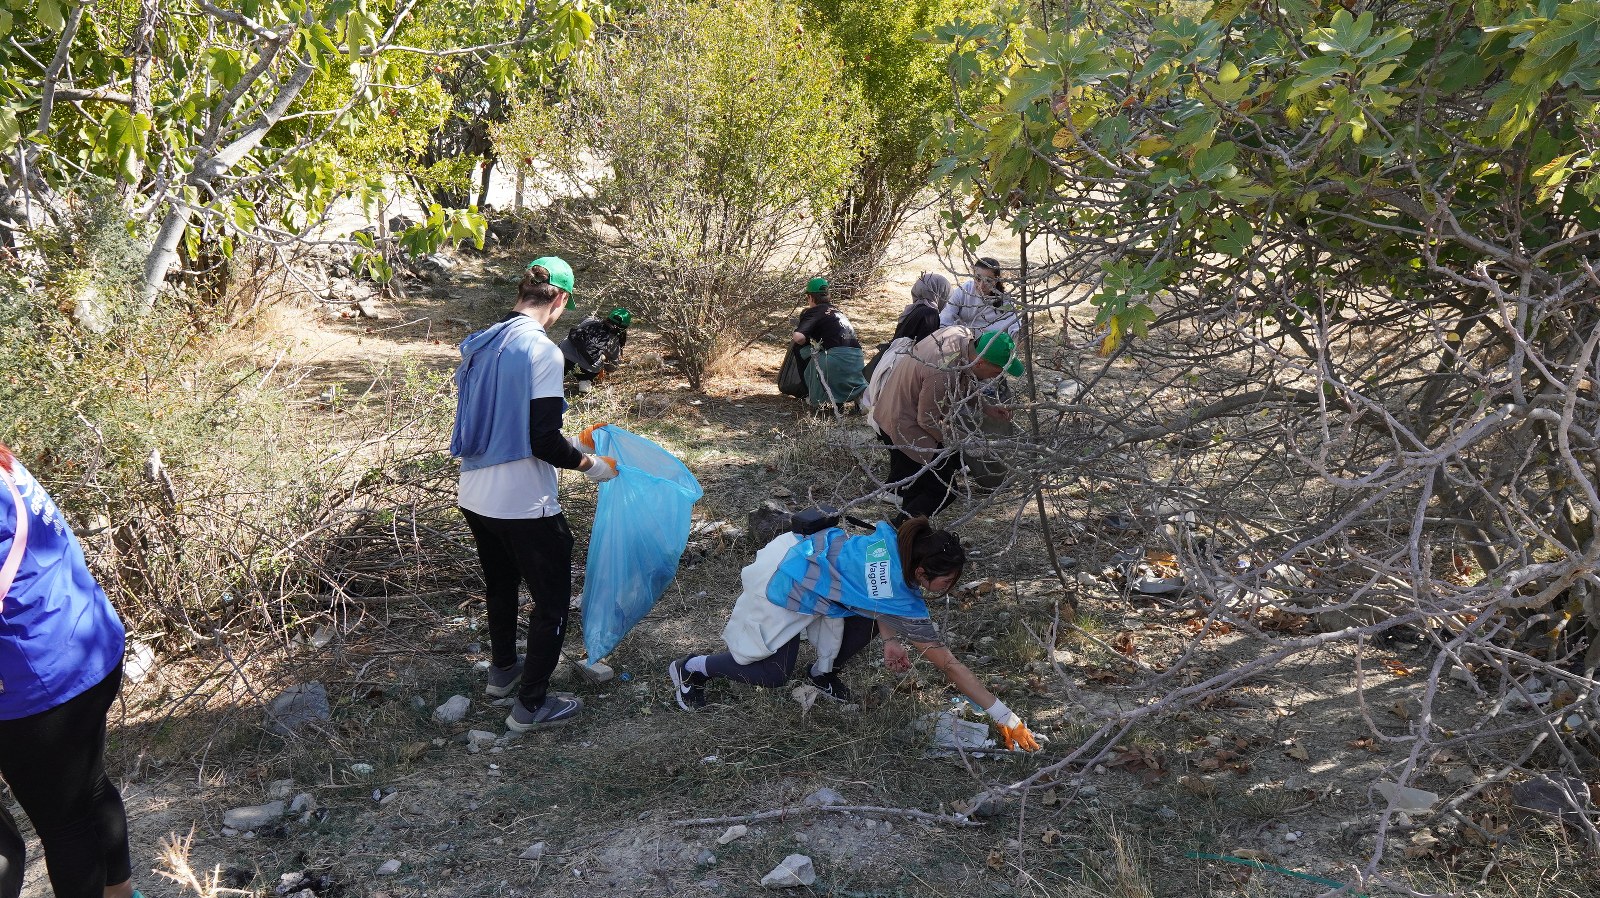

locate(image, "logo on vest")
[[864, 539, 892, 599]]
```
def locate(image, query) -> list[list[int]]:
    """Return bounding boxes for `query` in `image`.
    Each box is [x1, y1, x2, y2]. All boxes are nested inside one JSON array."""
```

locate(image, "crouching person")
[[667, 516, 1041, 751]]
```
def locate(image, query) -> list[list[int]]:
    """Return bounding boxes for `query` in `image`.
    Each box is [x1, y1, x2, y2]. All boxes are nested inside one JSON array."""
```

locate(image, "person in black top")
[[559, 307, 631, 394], [892, 272, 951, 344], [790, 277, 867, 408]]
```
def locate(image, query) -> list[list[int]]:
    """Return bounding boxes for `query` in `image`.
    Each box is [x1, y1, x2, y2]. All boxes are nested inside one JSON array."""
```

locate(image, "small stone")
[[125, 641, 157, 684], [289, 793, 315, 813], [380, 791, 400, 806], [760, 854, 816, 888], [409, 696, 428, 713], [716, 825, 748, 845], [519, 841, 546, 861], [376, 859, 401, 876], [434, 695, 471, 725], [266, 779, 294, 800], [793, 833, 809, 844], [220, 826, 239, 837], [1284, 832, 1301, 843], [697, 849, 717, 866], [275, 871, 306, 895], [223, 801, 285, 831], [1156, 806, 1177, 821], [466, 729, 498, 747], [802, 787, 846, 808], [350, 763, 375, 776]]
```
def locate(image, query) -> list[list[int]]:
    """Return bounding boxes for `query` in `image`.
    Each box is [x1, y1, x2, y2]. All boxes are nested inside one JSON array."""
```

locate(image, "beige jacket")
[[870, 325, 980, 465]]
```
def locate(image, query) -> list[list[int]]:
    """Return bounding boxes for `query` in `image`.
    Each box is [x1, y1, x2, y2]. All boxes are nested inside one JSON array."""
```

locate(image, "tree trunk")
[[119, 0, 159, 208], [139, 61, 317, 310], [477, 157, 495, 208]]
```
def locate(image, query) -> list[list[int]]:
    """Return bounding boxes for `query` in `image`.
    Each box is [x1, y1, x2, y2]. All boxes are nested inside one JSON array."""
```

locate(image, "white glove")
[[583, 455, 618, 483]]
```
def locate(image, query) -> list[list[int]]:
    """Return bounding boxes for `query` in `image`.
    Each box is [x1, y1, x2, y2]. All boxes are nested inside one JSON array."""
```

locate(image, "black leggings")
[[461, 508, 575, 708], [0, 665, 132, 898], [703, 617, 879, 687], [883, 435, 962, 522]]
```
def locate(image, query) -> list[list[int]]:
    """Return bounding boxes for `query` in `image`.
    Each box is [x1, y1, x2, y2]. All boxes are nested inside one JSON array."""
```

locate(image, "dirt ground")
[[14, 220, 1599, 898]]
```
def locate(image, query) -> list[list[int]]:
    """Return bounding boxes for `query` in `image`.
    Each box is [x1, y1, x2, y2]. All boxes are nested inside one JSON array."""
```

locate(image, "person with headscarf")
[[893, 272, 951, 344], [665, 515, 1041, 752]]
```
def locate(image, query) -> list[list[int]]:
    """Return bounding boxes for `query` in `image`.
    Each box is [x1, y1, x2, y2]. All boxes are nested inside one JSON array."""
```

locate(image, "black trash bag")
[[778, 344, 810, 398]]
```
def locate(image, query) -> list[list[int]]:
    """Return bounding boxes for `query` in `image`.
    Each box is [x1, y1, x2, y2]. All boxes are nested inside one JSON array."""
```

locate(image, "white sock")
[[686, 655, 708, 676]]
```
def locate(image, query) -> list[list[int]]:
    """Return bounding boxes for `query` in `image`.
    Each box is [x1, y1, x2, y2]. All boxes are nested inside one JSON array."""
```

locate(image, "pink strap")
[[0, 465, 27, 613]]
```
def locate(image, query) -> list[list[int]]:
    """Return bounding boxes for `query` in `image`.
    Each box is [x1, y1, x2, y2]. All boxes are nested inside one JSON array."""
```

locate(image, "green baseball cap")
[[975, 331, 1025, 377], [805, 276, 829, 294], [606, 307, 632, 328], [527, 256, 576, 308]]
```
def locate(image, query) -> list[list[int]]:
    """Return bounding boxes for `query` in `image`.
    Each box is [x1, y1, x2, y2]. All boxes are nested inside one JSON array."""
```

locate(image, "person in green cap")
[[790, 276, 867, 410], [558, 307, 632, 394], [868, 325, 1021, 522], [449, 256, 618, 732]]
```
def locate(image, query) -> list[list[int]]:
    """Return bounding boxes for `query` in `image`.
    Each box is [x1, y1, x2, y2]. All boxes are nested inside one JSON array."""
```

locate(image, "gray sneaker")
[[486, 656, 524, 698], [505, 693, 583, 732]]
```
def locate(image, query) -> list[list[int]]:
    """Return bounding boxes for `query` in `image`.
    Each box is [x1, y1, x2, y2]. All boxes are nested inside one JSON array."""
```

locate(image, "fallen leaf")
[[1347, 737, 1381, 752], [1112, 631, 1138, 656], [1179, 774, 1216, 797], [1231, 848, 1274, 863], [399, 741, 430, 763], [1085, 669, 1124, 684], [986, 848, 1006, 871], [1285, 741, 1310, 761], [1383, 659, 1411, 677], [1041, 788, 1060, 807], [1389, 700, 1411, 721], [1403, 829, 1442, 859], [1041, 828, 1062, 846]]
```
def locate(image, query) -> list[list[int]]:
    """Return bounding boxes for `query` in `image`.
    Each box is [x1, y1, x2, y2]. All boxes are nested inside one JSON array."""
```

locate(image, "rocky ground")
[[12, 220, 1599, 898]]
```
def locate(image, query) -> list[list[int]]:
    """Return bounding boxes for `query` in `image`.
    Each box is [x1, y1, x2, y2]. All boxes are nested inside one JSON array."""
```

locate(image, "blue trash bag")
[[581, 426, 703, 661]]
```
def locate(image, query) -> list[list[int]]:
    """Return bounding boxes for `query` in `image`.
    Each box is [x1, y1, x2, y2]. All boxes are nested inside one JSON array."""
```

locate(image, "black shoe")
[[669, 656, 709, 711], [808, 671, 854, 704]]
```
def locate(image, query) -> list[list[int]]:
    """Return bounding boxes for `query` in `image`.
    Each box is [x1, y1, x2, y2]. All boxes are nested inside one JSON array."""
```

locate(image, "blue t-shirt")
[[0, 458, 125, 720]]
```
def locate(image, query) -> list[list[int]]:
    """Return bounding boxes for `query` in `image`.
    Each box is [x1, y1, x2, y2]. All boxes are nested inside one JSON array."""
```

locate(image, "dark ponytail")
[[896, 516, 966, 587], [518, 265, 567, 306]]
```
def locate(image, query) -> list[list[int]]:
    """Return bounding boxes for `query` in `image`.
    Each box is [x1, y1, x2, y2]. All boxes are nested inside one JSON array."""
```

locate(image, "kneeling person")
[[667, 516, 1040, 751]]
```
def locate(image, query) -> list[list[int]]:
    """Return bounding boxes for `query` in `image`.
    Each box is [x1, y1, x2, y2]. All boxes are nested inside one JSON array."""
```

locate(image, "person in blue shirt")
[[667, 516, 1041, 751], [450, 256, 619, 732], [0, 443, 140, 898]]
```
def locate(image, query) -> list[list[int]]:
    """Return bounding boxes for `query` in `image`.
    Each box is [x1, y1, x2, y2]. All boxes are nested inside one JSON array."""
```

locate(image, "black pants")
[[703, 617, 878, 687], [460, 508, 575, 708], [0, 665, 132, 898], [883, 435, 962, 522]]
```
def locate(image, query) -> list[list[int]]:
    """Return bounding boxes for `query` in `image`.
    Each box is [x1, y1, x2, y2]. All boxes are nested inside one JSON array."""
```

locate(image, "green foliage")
[[930, 0, 1600, 351], [501, 0, 869, 387], [0, 0, 594, 309], [799, 0, 990, 289]]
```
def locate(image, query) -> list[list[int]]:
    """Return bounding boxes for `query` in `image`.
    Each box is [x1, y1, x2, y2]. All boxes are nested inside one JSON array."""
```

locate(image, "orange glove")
[[583, 455, 618, 483], [576, 422, 609, 452], [998, 720, 1041, 752]]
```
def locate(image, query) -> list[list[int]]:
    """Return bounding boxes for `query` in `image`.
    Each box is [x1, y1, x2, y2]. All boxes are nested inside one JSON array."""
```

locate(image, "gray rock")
[[409, 695, 428, 713], [266, 779, 294, 800], [349, 763, 375, 776], [275, 871, 306, 895], [223, 801, 285, 831], [376, 859, 401, 875], [466, 729, 498, 747], [1156, 806, 1177, 821], [802, 787, 846, 808], [355, 299, 385, 320], [434, 695, 471, 725], [265, 683, 330, 736], [716, 825, 748, 845], [697, 849, 717, 866], [125, 641, 157, 684], [289, 793, 316, 813], [1512, 774, 1593, 823], [519, 841, 546, 861], [760, 855, 816, 888]]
